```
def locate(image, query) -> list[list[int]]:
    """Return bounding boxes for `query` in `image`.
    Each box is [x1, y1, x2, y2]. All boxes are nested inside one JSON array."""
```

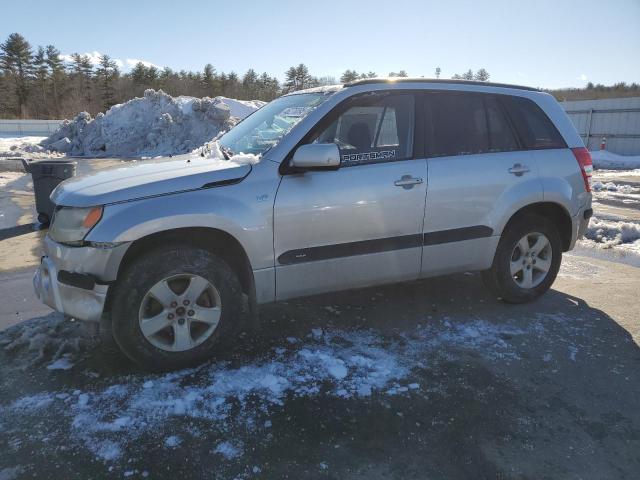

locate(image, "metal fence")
[[560, 97, 640, 155], [0, 119, 64, 136]]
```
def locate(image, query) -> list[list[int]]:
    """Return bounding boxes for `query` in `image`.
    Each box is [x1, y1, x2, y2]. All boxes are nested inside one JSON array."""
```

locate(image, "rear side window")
[[426, 93, 489, 157], [313, 94, 415, 165], [502, 96, 565, 149], [485, 97, 519, 152], [425, 92, 521, 157]]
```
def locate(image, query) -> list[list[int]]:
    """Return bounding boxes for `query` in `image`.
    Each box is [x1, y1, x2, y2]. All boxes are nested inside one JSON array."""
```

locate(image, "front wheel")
[[482, 214, 562, 304], [110, 245, 243, 370]]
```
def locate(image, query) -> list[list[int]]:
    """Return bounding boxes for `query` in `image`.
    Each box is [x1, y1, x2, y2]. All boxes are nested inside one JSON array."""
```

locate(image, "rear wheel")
[[482, 214, 562, 303], [111, 245, 243, 370]]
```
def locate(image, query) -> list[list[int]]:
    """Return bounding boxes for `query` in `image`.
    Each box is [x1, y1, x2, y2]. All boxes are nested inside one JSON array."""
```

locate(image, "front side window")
[[218, 93, 330, 155], [312, 94, 414, 165]]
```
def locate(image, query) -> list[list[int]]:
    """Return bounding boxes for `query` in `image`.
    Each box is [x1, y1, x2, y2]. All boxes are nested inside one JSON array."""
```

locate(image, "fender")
[[487, 176, 545, 237], [86, 176, 278, 272]]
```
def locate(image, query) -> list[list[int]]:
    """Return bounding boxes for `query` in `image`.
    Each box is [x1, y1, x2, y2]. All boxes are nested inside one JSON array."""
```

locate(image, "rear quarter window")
[[502, 96, 566, 149]]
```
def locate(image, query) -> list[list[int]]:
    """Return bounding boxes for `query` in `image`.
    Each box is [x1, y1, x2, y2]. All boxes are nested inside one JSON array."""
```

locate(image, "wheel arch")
[[105, 227, 256, 314], [500, 202, 573, 252]]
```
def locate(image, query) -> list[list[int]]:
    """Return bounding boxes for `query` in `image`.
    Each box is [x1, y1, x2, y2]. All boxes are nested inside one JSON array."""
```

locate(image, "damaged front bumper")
[[33, 235, 130, 322]]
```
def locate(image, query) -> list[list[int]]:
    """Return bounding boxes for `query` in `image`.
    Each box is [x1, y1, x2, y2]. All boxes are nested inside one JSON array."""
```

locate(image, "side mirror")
[[290, 143, 340, 169]]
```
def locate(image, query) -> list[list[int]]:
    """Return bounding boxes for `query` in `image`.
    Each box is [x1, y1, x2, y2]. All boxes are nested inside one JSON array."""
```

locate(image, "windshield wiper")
[[219, 144, 234, 160]]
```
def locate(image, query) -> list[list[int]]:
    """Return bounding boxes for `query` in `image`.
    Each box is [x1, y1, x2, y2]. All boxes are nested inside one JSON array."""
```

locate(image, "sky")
[[3, 0, 639, 89]]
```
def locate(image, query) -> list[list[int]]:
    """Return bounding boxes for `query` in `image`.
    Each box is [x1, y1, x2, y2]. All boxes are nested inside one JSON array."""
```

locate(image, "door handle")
[[508, 163, 530, 176], [394, 175, 423, 189]]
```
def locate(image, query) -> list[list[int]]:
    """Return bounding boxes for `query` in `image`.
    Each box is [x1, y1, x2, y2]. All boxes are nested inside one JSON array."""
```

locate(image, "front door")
[[273, 92, 427, 300]]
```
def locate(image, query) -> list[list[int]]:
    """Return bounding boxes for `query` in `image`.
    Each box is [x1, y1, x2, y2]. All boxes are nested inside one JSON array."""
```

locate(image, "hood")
[[51, 154, 252, 207]]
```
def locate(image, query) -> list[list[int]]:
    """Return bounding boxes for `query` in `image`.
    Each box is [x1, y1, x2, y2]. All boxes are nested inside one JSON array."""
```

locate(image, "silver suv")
[[33, 79, 593, 369]]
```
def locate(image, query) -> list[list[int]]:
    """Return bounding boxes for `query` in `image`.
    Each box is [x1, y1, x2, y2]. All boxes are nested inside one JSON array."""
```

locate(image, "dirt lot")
[[0, 163, 639, 479]]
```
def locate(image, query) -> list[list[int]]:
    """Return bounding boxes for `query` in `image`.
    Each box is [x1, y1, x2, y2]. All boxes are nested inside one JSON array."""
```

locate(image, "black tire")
[[481, 214, 562, 304], [110, 245, 243, 370]]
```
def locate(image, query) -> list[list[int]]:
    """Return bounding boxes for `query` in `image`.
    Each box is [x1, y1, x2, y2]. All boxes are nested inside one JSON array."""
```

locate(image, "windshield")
[[218, 93, 330, 155]]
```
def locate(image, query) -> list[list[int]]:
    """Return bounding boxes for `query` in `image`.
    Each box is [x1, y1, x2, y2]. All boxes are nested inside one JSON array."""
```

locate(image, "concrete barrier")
[[0, 119, 64, 137]]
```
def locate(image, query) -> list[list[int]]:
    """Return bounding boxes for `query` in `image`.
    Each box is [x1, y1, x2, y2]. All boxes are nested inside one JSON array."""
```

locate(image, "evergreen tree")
[[340, 69, 359, 83], [96, 54, 118, 110], [202, 63, 216, 95], [462, 69, 474, 80], [0, 33, 34, 116], [474, 68, 490, 81], [283, 66, 297, 92], [33, 46, 48, 113], [69, 53, 94, 104], [45, 45, 64, 116], [242, 68, 258, 99]]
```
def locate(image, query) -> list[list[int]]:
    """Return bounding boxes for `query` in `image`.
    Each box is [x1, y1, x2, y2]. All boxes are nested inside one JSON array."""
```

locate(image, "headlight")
[[49, 206, 103, 245]]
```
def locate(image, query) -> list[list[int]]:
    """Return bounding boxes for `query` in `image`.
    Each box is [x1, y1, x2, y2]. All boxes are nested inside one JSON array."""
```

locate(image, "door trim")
[[277, 225, 493, 265]]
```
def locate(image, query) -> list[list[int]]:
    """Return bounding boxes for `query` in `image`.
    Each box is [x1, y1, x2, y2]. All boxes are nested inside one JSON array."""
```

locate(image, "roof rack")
[[344, 77, 540, 92]]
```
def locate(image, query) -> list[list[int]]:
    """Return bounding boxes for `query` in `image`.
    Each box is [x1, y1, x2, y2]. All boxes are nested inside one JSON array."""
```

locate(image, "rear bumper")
[[33, 235, 130, 322], [568, 203, 592, 250]]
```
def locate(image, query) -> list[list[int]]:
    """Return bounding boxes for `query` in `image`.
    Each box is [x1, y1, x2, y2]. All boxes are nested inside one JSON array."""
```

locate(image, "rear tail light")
[[572, 147, 593, 192]]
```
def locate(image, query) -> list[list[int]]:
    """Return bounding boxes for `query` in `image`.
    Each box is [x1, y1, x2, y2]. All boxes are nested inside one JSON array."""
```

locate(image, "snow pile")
[[0, 136, 63, 160], [40, 90, 265, 158], [592, 181, 640, 205], [582, 216, 640, 252], [591, 150, 640, 170], [592, 181, 638, 194]]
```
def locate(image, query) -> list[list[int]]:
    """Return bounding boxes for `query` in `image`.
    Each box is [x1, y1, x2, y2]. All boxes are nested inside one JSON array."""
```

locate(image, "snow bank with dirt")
[[582, 215, 640, 253], [40, 90, 265, 158], [591, 150, 640, 170], [0, 136, 63, 160]]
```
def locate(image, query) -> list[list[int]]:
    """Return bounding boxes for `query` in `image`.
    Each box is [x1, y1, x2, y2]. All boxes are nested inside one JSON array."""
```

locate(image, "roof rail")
[[344, 77, 540, 92]]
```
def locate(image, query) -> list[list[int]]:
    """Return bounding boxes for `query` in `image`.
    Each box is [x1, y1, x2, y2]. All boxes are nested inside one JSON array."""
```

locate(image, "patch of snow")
[[217, 97, 265, 118], [0, 314, 91, 369], [198, 140, 260, 165], [0, 466, 25, 480], [592, 181, 640, 204], [40, 90, 264, 158], [213, 440, 243, 460], [591, 150, 640, 170], [592, 181, 639, 194], [594, 169, 640, 178], [46, 356, 74, 370], [582, 216, 640, 253], [0, 319, 541, 465], [0, 172, 24, 187], [0, 136, 61, 159], [164, 435, 182, 448]]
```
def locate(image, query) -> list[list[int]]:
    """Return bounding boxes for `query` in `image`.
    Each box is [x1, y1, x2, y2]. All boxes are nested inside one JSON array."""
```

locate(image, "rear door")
[[421, 91, 543, 276]]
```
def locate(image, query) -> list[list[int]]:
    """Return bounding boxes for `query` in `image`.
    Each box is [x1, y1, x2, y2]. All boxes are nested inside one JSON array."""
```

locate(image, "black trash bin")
[[23, 159, 77, 225]]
